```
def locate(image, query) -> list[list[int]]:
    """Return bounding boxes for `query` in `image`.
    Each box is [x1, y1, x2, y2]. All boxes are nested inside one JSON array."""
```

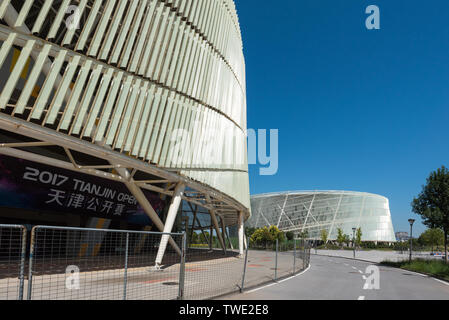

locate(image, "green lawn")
[[381, 259, 449, 282]]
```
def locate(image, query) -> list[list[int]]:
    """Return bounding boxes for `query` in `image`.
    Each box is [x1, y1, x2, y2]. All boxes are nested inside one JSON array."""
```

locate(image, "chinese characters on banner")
[[0, 154, 166, 225]]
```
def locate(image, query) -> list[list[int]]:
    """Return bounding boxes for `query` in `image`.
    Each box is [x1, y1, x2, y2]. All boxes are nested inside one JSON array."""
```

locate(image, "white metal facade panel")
[[0, 0, 250, 211]]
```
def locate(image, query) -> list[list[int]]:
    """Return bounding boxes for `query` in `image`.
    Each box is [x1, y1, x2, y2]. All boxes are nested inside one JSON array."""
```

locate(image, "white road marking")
[[245, 264, 312, 294], [344, 263, 349, 266], [358, 296, 365, 300], [245, 282, 277, 294], [433, 278, 449, 286], [397, 269, 427, 277], [358, 270, 363, 274], [352, 266, 357, 270]]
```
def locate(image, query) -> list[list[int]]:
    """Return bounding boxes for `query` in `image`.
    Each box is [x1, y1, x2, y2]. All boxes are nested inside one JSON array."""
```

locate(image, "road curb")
[[313, 253, 449, 285], [378, 264, 449, 285]]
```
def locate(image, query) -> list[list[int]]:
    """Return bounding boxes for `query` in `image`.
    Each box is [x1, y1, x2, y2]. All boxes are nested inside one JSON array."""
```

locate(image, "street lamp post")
[[408, 219, 415, 263], [352, 227, 356, 259]]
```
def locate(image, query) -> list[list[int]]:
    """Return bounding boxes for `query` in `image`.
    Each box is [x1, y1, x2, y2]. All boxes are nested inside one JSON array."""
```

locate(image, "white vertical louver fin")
[[0, 33, 16, 70], [73, 0, 102, 50], [47, 0, 71, 40], [30, 49, 68, 119], [87, 0, 118, 57], [138, 85, 160, 159], [14, 0, 34, 27], [119, 0, 147, 68], [128, 0, 158, 73], [31, 0, 53, 34], [114, 79, 142, 150], [62, 0, 88, 46], [0, 40, 35, 110], [59, 59, 93, 130], [82, 67, 115, 138], [98, 0, 128, 61], [0, 0, 12, 19], [146, 89, 169, 161], [109, 0, 139, 65], [159, 94, 182, 165], [44, 55, 82, 125], [105, 75, 133, 146], [131, 84, 155, 157], [152, 91, 176, 162], [123, 81, 149, 152], [94, 71, 124, 142], [14, 44, 51, 115], [70, 64, 103, 135]]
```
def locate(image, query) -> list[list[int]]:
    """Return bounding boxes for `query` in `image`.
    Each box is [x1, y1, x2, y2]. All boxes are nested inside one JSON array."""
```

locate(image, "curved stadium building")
[[248, 191, 396, 242], [0, 1, 250, 259]]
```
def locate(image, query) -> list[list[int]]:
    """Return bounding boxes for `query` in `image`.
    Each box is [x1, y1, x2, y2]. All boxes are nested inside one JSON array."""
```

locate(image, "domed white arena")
[[248, 191, 396, 242]]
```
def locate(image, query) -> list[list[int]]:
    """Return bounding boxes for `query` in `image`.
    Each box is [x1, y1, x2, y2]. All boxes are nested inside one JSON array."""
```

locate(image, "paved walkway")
[[0, 249, 306, 300]]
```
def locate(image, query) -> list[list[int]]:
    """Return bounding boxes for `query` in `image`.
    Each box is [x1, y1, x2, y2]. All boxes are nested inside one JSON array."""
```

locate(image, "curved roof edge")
[[251, 190, 389, 202]]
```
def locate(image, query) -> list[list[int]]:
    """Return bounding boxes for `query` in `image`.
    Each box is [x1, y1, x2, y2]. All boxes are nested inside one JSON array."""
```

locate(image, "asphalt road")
[[222, 255, 449, 300]]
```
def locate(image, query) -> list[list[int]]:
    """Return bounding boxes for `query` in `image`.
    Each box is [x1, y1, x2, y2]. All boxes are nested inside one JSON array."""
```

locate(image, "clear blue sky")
[[235, 0, 449, 236]]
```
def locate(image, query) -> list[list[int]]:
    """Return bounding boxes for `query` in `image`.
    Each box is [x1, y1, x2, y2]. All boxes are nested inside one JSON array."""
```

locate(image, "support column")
[[210, 209, 226, 253], [189, 206, 198, 243], [209, 225, 213, 250], [226, 227, 234, 250], [238, 211, 245, 256], [221, 216, 227, 254], [116, 168, 181, 256], [155, 183, 186, 267]]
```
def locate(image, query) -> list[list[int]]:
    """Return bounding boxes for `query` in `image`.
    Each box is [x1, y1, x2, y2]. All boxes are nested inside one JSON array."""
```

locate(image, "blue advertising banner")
[[0, 154, 166, 226]]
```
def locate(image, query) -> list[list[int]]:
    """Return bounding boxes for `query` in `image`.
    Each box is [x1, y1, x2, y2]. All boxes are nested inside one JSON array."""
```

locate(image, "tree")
[[199, 231, 210, 244], [251, 226, 273, 246], [191, 232, 199, 244], [343, 234, 351, 247], [320, 229, 328, 246], [298, 230, 309, 240], [356, 228, 362, 248], [286, 231, 294, 241], [268, 225, 285, 242], [245, 227, 256, 237], [412, 166, 449, 263], [419, 228, 444, 253], [336, 228, 345, 248], [250, 225, 285, 247]]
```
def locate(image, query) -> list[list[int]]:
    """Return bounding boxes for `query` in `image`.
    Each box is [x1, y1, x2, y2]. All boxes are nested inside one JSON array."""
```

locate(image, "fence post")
[[17, 226, 27, 300], [178, 233, 186, 300], [240, 236, 250, 293], [27, 226, 37, 300], [123, 232, 129, 300], [303, 240, 306, 270], [275, 239, 278, 281], [293, 239, 296, 275]]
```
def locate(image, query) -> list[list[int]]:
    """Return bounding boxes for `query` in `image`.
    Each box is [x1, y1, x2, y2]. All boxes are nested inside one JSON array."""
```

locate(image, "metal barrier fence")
[[26, 226, 184, 300], [0, 225, 312, 300], [241, 239, 311, 292], [184, 246, 245, 300], [0, 224, 26, 300]]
